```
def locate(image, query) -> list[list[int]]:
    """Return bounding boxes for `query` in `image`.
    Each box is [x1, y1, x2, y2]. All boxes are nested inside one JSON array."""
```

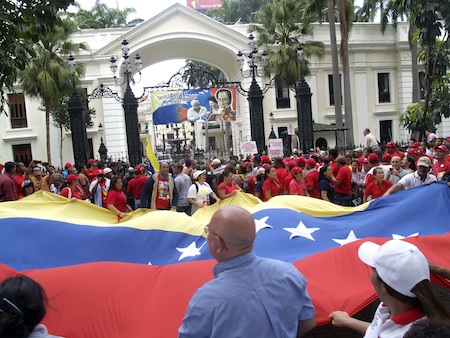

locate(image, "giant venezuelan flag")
[[0, 182, 449, 338]]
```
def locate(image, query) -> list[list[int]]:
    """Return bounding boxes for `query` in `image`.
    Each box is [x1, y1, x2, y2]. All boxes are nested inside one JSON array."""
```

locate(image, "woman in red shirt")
[[106, 176, 132, 220], [60, 174, 82, 200], [288, 167, 308, 196], [217, 169, 242, 200], [262, 166, 281, 201], [364, 167, 393, 203]]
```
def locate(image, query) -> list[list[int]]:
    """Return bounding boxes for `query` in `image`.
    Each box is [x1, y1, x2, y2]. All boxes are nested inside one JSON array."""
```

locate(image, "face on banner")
[[151, 88, 237, 125], [209, 88, 237, 122]]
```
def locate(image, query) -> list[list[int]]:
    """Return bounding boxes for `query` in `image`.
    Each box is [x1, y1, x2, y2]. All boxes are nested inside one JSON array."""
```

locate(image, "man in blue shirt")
[[178, 206, 316, 338]]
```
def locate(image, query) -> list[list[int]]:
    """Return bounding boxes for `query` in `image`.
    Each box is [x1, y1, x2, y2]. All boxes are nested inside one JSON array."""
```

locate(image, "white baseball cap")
[[193, 170, 206, 180], [358, 240, 430, 298]]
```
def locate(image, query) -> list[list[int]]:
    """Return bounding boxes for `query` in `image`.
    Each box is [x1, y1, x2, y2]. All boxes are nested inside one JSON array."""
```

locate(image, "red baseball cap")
[[368, 153, 379, 163], [65, 162, 73, 169], [291, 167, 303, 176], [411, 142, 421, 148], [362, 158, 369, 164], [435, 145, 448, 153], [66, 174, 79, 184], [306, 158, 316, 167], [87, 159, 96, 165], [382, 153, 392, 162], [261, 156, 271, 164], [386, 142, 396, 148]]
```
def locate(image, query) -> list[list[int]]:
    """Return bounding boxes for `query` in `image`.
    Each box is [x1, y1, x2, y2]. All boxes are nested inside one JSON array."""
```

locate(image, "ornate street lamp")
[[295, 46, 314, 154], [236, 34, 269, 154], [109, 39, 143, 165], [67, 54, 89, 167], [98, 123, 108, 161]]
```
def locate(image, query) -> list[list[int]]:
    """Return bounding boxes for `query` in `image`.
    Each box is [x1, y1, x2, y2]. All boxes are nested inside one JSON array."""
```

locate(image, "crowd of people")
[[1, 132, 450, 216], [1, 132, 450, 337]]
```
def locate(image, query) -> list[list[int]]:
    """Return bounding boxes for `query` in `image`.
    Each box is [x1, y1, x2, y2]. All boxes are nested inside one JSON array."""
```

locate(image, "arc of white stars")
[[283, 221, 320, 241], [176, 240, 207, 261], [332, 230, 359, 246], [255, 216, 273, 233], [392, 232, 419, 240]]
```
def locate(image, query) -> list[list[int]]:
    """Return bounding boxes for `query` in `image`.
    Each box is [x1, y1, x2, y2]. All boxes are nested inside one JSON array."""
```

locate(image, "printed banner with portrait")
[[150, 88, 237, 125]]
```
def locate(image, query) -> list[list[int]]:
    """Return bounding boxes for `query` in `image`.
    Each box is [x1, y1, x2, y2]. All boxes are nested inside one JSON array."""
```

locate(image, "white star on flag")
[[392, 232, 419, 240], [332, 230, 359, 246], [283, 221, 320, 241], [176, 240, 207, 261], [255, 216, 273, 233]]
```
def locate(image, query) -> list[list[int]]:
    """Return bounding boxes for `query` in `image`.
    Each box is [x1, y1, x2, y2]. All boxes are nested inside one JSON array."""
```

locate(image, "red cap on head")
[[286, 161, 297, 169], [134, 165, 144, 174], [262, 163, 270, 169], [66, 174, 78, 184], [382, 153, 392, 163], [65, 162, 73, 169], [411, 142, 421, 148], [362, 158, 369, 164], [306, 158, 316, 167], [87, 159, 96, 165], [435, 145, 448, 153], [368, 153, 379, 163], [261, 156, 271, 164], [296, 157, 306, 167], [291, 167, 302, 176], [386, 142, 396, 148]]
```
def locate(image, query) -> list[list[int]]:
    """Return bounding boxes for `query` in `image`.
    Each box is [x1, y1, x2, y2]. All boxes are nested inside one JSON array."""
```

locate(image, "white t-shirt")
[[397, 171, 437, 189], [29, 324, 63, 338], [187, 182, 213, 214], [364, 303, 425, 338]]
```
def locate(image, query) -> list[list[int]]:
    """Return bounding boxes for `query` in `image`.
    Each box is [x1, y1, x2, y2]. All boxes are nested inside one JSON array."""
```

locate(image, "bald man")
[[178, 206, 316, 338]]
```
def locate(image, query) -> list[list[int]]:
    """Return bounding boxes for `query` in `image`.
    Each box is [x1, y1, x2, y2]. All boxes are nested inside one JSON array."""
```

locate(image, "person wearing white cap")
[[187, 170, 221, 215], [329, 240, 450, 337], [383, 156, 437, 196]]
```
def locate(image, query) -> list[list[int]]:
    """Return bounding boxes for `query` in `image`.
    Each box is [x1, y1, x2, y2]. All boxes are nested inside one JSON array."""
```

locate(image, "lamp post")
[[110, 39, 143, 166], [236, 34, 269, 154], [98, 123, 108, 161], [268, 112, 277, 139], [295, 46, 314, 154], [67, 55, 89, 167]]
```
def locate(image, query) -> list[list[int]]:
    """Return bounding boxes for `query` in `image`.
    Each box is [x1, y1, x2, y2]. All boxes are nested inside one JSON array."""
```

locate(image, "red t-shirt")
[[305, 170, 320, 198], [288, 179, 307, 196], [431, 160, 450, 178], [262, 178, 281, 201], [86, 168, 99, 183], [13, 174, 24, 198], [334, 166, 353, 195], [60, 187, 81, 200], [283, 173, 293, 192], [106, 189, 127, 212], [155, 176, 170, 210], [127, 175, 149, 199], [275, 167, 288, 183], [364, 180, 393, 200], [247, 175, 257, 194], [217, 181, 239, 195], [329, 161, 339, 177]]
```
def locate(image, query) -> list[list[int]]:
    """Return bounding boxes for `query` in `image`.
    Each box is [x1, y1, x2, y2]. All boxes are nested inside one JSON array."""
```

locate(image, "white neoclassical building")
[[1, 4, 449, 167]]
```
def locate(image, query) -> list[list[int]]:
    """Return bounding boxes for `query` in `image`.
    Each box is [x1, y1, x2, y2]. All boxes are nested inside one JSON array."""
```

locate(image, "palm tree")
[[20, 19, 87, 164], [71, 0, 143, 29], [249, 0, 325, 86], [207, 0, 274, 24]]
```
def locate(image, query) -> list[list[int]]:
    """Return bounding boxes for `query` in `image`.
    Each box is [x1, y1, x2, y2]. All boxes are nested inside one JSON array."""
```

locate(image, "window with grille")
[[8, 93, 28, 128], [275, 78, 290, 109], [328, 74, 342, 106], [378, 73, 391, 103], [13, 144, 32, 166]]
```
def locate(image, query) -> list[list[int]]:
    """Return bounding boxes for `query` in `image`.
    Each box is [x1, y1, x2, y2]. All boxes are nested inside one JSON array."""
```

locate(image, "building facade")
[[1, 4, 448, 167]]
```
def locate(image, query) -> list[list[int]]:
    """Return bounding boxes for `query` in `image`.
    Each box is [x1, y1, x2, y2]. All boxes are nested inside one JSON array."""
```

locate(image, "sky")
[[73, 0, 366, 88]]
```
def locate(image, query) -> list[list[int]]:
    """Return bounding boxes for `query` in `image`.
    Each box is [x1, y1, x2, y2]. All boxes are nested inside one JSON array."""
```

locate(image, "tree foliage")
[[206, 0, 274, 24], [249, 0, 325, 86], [0, 0, 73, 114], [20, 18, 88, 163], [70, 0, 143, 29]]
